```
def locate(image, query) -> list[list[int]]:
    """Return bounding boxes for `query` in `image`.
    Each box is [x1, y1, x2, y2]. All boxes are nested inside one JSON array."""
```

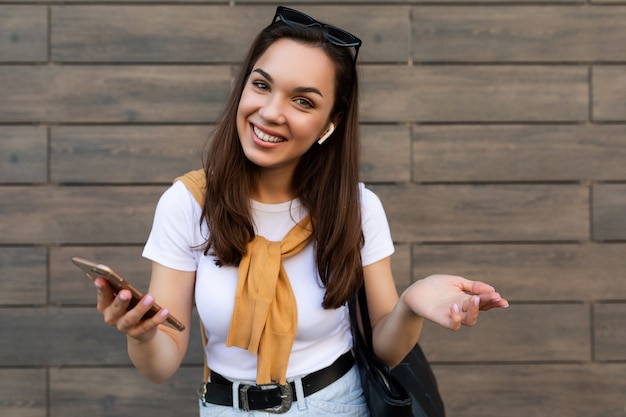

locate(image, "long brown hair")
[[201, 21, 363, 309]]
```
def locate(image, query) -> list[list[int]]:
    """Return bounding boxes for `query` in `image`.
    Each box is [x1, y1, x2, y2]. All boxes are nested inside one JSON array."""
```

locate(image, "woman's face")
[[237, 38, 336, 176]]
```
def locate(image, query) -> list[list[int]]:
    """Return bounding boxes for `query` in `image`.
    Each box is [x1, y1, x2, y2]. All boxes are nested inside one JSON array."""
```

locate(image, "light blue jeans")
[[198, 364, 369, 417]]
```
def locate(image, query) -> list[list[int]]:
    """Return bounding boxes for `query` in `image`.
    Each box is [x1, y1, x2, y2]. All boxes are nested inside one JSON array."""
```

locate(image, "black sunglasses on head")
[[272, 6, 362, 62]]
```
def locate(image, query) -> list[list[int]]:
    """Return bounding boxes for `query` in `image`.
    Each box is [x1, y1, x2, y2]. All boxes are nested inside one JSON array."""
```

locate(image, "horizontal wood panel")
[[593, 66, 626, 121], [594, 303, 626, 360], [0, 247, 47, 305], [414, 6, 626, 62], [434, 363, 626, 417], [50, 367, 199, 417], [0, 307, 130, 366], [420, 304, 590, 362], [412, 244, 626, 302], [50, 126, 209, 183], [390, 243, 412, 293], [0, 185, 165, 244], [361, 125, 411, 183], [0, 66, 231, 123], [413, 125, 626, 182], [371, 184, 589, 242], [0, 6, 47, 62], [360, 66, 588, 122], [51, 5, 408, 63], [0, 369, 46, 417], [0, 126, 47, 183], [0, 307, 203, 366], [51, 6, 266, 63], [592, 184, 626, 240]]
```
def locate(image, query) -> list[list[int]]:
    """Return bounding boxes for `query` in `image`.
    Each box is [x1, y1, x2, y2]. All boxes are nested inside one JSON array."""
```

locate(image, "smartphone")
[[71, 256, 185, 332]]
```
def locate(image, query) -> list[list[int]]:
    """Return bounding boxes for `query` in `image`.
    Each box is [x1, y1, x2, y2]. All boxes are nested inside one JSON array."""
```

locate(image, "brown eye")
[[295, 98, 314, 109], [252, 80, 270, 91]]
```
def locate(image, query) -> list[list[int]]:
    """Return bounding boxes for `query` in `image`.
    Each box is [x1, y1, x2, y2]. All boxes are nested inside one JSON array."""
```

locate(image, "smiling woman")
[[87, 6, 508, 417]]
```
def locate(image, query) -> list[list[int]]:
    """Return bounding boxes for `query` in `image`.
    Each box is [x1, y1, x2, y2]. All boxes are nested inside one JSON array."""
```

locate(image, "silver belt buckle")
[[240, 382, 293, 414], [197, 382, 208, 402]]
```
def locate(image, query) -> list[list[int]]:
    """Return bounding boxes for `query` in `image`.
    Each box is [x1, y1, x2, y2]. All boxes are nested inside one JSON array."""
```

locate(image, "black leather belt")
[[198, 351, 354, 414]]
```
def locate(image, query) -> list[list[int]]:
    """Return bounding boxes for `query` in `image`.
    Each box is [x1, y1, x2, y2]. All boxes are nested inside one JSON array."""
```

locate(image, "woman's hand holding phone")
[[92, 276, 171, 342], [72, 257, 186, 338]]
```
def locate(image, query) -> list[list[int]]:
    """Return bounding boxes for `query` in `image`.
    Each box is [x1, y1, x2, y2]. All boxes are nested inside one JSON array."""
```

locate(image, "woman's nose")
[[258, 94, 286, 124]]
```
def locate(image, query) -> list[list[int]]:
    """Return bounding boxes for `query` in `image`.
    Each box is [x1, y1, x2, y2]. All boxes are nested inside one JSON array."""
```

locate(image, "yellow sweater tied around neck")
[[227, 216, 312, 385], [175, 169, 312, 385]]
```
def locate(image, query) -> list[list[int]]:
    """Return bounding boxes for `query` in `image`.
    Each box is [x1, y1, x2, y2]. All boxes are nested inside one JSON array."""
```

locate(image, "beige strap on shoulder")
[[174, 169, 211, 382]]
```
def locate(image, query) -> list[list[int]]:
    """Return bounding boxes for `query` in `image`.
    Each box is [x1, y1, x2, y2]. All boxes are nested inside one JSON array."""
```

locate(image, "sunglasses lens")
[[325, 27, 360, 47], [278, 7, 316, 26]]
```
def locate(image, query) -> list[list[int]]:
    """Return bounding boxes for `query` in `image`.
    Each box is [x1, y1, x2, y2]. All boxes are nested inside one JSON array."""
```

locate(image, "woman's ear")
[[317, 122, 335, 145]]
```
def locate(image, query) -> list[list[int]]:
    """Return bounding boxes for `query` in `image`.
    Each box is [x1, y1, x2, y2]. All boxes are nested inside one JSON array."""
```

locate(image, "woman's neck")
[[251, 169, 295, 204]]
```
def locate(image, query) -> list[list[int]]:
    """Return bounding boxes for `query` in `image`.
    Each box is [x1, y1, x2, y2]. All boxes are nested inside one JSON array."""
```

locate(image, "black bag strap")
[[356, 284, 374, 347]]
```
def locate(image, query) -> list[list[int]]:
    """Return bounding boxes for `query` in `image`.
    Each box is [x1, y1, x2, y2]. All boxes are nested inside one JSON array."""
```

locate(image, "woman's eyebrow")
[[252, 68, 324, 98], [253, 68, 273, 82]]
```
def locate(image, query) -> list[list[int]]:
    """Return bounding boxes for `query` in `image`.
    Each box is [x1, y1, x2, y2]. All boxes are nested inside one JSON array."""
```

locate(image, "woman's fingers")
[[91, 274, 166, 342], [102, 289, 132, 327], [93, 276, 115, 313]]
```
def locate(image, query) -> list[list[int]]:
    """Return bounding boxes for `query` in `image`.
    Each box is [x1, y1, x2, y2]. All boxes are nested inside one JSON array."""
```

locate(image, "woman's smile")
[[252, 124, 285, 144]]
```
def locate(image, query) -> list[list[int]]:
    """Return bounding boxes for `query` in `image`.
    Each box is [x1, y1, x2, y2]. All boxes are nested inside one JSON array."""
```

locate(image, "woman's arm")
[[362, 257, 421, 368], [95, 262, 196, 384], [364, 256, 508, 368]]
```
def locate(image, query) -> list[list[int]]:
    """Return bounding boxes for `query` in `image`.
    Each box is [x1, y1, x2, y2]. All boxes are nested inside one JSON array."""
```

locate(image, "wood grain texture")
[[0, 247, 47, 305], [413, 125, 626, 182], [420, 304, 591, 362], [414, 6, 626, 62], [0, 185, 165, 244], [0, 126, 47, 183], [412, 243, 626, 302], [0, 369, 46, 417], [50, 367, 200, 417], [594, 303, 626, 361], [361, 125, 411, 183], [51, 6, 266, 63], [592, 184, 626, 241], [360, 65, 588, 122], [0, 6, 47, 62], [50, 125, 209, 183], [433, 363, 626, 417], [593, 66, 626, 121], [50, 5, 409, 63], [390, 243, 412, 293], [0, 307, 203, 366], [0, 65, 231, 123], [371, 184, 589, 242]]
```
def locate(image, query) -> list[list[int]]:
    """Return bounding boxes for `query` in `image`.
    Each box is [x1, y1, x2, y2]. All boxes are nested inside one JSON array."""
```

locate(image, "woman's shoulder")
[[154, 176, 202, 219], [358, 182, 385, 212], [173, 169, 205, 207]]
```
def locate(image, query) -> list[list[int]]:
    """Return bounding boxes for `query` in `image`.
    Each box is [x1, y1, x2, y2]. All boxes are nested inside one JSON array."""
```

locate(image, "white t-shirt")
[[143, 180, 394, 380]]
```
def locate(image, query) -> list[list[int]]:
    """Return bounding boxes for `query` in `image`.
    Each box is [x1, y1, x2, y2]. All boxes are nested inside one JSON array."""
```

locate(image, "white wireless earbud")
[[317, 122, 335, 145]]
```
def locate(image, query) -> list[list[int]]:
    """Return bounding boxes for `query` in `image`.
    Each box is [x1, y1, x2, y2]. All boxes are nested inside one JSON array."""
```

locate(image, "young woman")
[[93, 6, 508, 416]]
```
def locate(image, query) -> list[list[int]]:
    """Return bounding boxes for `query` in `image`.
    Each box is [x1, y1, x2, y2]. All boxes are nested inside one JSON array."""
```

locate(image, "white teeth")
[[253, 125, 284, 143]]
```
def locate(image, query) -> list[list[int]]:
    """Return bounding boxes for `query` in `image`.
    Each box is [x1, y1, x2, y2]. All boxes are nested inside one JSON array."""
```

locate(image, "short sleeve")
[[359, 184, 395, 266], [142, 181, 203, 271]]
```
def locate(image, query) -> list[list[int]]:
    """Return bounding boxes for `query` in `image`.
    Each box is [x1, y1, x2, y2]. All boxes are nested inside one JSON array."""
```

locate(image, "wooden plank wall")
[[1, 2, 625, 416]]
